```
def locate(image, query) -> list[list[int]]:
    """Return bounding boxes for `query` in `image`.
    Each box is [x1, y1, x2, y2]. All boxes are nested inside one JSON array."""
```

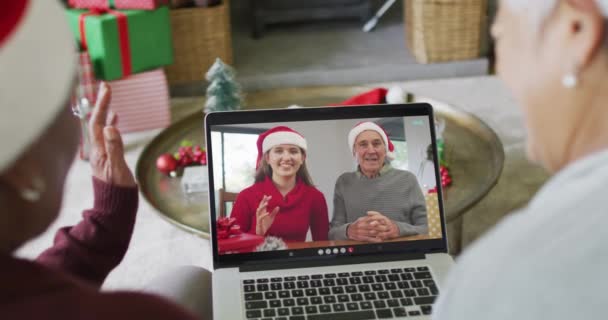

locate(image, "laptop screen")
[[205, 104, 448, 268]]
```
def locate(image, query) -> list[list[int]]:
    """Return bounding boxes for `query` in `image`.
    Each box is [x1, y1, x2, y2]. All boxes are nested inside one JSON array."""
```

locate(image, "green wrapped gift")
[[66, 7, 173, 81]]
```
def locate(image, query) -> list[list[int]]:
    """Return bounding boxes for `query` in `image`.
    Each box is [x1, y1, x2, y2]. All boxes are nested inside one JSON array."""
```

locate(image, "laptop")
[[206, 103, 454, 320]]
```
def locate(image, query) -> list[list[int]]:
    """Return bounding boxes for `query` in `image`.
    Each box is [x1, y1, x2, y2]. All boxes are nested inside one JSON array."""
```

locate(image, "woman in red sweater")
[[0, 2, 198, 319], [230, 126, 329, 243]]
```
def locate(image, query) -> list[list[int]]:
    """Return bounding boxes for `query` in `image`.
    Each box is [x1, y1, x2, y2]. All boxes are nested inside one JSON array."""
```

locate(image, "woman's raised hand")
[[255, 195, 279, 236], [88, 83, 136, 187]]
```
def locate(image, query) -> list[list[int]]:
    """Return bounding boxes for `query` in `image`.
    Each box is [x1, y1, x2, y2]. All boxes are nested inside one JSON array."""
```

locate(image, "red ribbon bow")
[[216, 217, 243, 240], [78, 8, 132, 78]]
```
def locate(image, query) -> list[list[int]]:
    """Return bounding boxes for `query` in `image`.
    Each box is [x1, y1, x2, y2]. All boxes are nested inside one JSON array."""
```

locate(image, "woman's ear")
[[564, 0, 605, 70]]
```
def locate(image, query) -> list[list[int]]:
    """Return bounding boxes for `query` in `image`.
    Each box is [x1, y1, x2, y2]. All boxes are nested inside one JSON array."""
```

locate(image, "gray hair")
[[503, 0, 608, 28]]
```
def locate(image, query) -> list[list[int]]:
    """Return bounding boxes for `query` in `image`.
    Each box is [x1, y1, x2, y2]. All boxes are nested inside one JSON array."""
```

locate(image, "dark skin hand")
[[88, 82, 136, 187]]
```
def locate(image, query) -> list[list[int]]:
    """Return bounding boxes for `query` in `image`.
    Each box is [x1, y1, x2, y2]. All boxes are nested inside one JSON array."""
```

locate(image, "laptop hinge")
[[239, 252, 425, 273]]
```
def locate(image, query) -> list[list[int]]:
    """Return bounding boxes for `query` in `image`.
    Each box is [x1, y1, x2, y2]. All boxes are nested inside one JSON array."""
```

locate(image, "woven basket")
[[405, 0, 487, 63], [165, 1, 233, 85]]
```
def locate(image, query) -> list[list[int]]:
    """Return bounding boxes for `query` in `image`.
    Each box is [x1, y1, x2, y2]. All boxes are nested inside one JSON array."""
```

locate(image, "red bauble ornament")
[[156, 153, 178, 175]]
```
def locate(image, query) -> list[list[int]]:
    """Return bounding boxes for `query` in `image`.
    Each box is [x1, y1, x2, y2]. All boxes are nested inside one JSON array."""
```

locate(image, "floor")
[[171, 0, 490, 95]]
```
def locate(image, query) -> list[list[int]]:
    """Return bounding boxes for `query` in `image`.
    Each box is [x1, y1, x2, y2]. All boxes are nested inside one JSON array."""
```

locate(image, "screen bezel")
[[204, 103, 448, 270]]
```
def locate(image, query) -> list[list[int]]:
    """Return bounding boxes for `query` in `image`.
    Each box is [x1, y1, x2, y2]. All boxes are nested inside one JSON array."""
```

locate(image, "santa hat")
[[332, 86, 406, 106], [256, 126, 307, 168], [0, 1, 77, 173], [348, 122, 396, 160]]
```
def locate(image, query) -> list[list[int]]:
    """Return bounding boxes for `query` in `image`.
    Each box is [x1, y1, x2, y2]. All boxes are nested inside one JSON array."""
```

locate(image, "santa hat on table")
[[256, 126, 308, 169], [0, 1, 77, 173], [348, 122, 396, 160]]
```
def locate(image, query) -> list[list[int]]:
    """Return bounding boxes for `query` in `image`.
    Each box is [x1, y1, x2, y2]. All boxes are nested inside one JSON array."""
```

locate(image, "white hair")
[[503, 0, 608, 28]]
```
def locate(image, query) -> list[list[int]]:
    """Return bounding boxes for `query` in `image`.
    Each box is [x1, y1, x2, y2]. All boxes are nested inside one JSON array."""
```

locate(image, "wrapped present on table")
[[65, 6, 173, 80], [107, 69, 171, 133], [68, 0, 169, 10], [216, 217, 265, 254], [218, 233, 265, 254]]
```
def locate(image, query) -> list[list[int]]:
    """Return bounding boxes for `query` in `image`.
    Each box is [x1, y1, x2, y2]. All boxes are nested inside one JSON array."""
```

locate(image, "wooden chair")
[[218, 188, 238, 217]]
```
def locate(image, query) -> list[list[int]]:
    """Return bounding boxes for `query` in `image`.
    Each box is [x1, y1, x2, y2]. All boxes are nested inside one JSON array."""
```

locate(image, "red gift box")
[[216, 217, 265, 254], [69, 0, 169, 10], [218, 233, 265, 254], [106, 69, 171, 133]]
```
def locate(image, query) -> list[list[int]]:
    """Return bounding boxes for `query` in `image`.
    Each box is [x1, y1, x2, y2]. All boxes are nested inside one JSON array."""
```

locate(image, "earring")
[[20, 177, 46, 202], [562, 63, 580, 88], [562, 73, 578, 88]]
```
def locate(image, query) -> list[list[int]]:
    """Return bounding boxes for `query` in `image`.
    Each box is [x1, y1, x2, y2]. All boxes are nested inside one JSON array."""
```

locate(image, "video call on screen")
[[211, 116, 443, 256]]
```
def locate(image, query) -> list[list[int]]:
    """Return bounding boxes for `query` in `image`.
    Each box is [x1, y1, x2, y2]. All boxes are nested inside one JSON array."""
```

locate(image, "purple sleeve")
[[36, 177, 138, 288]]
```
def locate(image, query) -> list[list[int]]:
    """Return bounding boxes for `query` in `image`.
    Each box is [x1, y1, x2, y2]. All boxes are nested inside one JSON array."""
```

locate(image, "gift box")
[[65, 7, 173, 80], [107, 69, 171, 133], [216, 216, 265, 254], [218, 233, 265, 254], [68, 0, 169, 10]]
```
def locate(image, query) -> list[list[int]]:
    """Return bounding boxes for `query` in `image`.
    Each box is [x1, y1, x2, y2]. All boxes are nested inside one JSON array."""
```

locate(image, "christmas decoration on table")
[[204, 58, 243, 113], [68, 0, 169, 10], [216, 217, 265, 254], [180, 166, 209, 194], [428, 117, 452, 194], [156, 140, 207, 177], [428, 165, 452, 194], [65, 6, 173, 80], [156, 153, 179, 176], [105, 69, 171, 133]]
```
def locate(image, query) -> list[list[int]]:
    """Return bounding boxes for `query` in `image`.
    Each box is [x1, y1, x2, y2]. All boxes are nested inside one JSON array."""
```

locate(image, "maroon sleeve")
[[230, 189, 254, 234], [310, 190, 329, 241], [36, 177, 138, 288]]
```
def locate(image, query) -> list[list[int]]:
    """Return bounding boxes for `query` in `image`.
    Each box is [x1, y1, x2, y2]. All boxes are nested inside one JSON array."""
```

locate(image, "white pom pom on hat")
[[348, 121, 396, 160], [0, 0, 77, 173]]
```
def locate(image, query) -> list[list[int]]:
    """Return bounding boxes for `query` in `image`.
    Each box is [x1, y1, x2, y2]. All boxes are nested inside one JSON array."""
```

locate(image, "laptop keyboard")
[[242, 266, 439, 319]]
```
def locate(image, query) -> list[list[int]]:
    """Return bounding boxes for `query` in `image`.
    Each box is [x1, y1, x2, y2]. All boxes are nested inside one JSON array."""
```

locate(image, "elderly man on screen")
[[328, 122, 428, 242]]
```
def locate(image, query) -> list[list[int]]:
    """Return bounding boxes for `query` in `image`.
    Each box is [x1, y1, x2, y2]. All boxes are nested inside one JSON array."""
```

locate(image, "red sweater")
[[231, 177, 329, 242], [1, 178, 198, 320]]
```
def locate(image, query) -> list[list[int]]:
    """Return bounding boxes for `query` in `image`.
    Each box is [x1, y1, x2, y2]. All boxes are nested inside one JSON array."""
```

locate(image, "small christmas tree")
[[204, 58, 243, 113]]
